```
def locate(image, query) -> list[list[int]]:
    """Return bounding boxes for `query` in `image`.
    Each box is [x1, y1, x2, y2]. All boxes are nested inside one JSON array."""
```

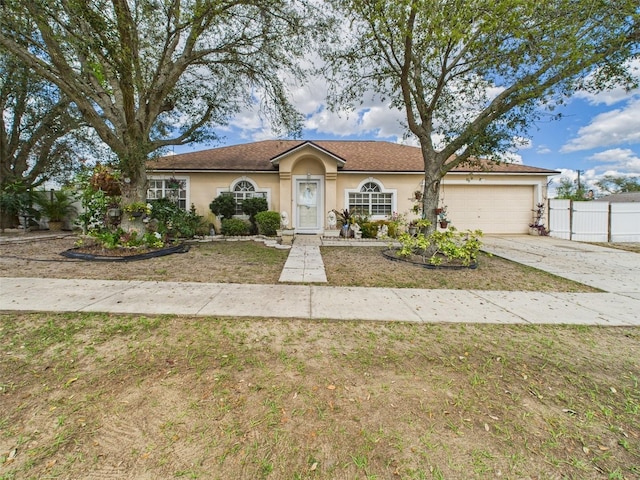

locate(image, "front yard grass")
[[321, 246, 599, 292], [1, 313, 638, 479], [0, 239, 599, 291]]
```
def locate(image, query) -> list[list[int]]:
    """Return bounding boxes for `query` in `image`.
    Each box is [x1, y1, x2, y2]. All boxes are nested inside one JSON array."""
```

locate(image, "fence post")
[[569, 200, 573, 241], [608, 202, 612, 243]]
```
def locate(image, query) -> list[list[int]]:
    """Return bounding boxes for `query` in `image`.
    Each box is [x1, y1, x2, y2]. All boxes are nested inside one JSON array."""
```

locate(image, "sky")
[[175, 63, 640, 197]]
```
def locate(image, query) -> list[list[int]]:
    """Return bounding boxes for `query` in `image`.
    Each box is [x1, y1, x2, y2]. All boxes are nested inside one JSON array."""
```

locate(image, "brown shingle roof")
[[147, 140, 559, 174]]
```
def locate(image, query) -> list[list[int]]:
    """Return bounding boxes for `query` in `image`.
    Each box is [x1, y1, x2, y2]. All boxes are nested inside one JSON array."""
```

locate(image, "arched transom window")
[[348, 181, 393, 216], [231, 180, 266, 215]]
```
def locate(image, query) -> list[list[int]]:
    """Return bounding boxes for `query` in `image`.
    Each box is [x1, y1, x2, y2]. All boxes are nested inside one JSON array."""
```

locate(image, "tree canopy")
[[595, 175, 640, 193], [554, 177, 591, 201], [0, 0, 316, 210], [323, 0, 639, 231], [0, 52, 95, 190]]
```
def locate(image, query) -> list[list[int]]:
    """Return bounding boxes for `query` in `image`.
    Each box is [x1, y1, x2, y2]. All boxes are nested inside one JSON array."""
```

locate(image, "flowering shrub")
[[75, 167, 116, 234], [93, 229, 166, 249]]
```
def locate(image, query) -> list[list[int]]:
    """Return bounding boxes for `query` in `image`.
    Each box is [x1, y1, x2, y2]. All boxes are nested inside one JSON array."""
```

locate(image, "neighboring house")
[[147, 140, 558, 234], [593, 192, 640, 203]]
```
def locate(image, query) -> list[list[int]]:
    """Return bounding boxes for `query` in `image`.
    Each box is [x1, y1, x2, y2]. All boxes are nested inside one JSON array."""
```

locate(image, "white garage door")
[[443, 185, 534, 234]]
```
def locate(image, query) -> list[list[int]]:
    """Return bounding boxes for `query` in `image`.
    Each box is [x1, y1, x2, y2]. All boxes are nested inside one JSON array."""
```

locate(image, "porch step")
[[292, 234, 322, 246]]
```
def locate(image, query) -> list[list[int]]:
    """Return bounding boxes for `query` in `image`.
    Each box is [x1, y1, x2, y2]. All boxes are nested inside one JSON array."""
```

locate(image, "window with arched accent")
[[348, 181, 392, 216], [231, 180, 267, 215]]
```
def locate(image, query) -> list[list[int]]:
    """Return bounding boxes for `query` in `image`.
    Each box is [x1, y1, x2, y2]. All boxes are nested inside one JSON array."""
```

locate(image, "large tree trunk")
[[119, 152, 148, 233], [422, 176, 440, 236], [419, 145, 444, 238]]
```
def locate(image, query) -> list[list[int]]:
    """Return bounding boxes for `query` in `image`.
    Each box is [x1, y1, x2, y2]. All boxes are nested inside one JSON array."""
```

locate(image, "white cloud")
[[573, 58, 640, 106], [588, 148, 640, 174], [561, 97, 640, 152], [304, 107, 363, 136], [502, 152, 524, 164], [360, 105, 406, 139], [574, 86, 637, 106], [536, 145, 552, 154]]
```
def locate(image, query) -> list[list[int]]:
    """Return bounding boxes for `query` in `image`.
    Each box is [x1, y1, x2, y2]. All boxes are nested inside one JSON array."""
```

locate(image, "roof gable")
[[270, 141, 347, 167]]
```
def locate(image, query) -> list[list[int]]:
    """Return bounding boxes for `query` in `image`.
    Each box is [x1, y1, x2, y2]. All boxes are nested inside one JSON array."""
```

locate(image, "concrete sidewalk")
[[1, 234, 639, 325], [1, 276, 638, 325]]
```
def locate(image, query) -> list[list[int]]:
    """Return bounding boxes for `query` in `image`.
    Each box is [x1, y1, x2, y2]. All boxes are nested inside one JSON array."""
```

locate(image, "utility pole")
[[576, 170, 583, 191]]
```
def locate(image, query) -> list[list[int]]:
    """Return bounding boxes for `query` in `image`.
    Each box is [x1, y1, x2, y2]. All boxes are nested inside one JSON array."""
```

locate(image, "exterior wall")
[[180, 171, 280, 224], [336, 172, 423, 219], [152, 154, 551, 234]]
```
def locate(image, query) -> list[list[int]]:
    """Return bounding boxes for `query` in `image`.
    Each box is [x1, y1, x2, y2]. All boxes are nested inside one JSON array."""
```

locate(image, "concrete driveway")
[[481, 235, 640, 297]]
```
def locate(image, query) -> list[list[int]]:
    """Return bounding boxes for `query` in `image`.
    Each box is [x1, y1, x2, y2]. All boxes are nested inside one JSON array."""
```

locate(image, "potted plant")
[[332, 209, 355, 238], [90, 163, 121, 196], [166, 177, 182, 190], [123, 202, 152, 220], [35, 189, 78, 231], [408, 220, 418, 236], [437, 207, 449, 228]]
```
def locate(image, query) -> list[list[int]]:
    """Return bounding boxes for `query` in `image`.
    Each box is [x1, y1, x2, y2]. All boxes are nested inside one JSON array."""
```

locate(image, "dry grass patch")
[[0, 237, 289, 284], [321, 246, 598, 292], [1, 313, 638, 479], [0, 237, 597, 292]]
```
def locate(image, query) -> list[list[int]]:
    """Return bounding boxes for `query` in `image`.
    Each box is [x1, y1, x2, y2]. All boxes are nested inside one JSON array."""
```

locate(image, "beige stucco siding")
[[178, 172, 280, 223], [335, 173, 423, 216]]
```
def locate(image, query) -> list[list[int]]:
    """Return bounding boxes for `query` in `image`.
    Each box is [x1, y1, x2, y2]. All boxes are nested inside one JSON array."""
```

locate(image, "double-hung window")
[[348, 181, 392, 216]]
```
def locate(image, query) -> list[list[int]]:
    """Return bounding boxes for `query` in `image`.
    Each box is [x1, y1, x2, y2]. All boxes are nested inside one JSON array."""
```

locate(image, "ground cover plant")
[[0, 313, 638, 479], [0, 236, 599, 292]]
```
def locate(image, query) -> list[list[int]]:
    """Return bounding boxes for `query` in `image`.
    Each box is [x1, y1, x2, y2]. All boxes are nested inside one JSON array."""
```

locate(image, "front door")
[[295, 178, 322, 232]]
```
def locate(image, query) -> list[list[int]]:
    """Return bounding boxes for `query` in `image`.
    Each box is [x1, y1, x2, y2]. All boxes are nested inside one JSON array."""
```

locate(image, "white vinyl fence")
[[548, 199, 640, 242]]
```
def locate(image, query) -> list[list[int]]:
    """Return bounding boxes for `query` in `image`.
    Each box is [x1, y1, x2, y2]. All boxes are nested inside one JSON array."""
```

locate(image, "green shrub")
[[0, 181, 38, 230], [150, 199, 204, 238], [209, 194, 236, 219], [397, 225, 483, 266], [255, 210, 281, 236], [221, 218, 249, 236], [34, 189, 78, 222], [429, 228, 483, 266], [241, 197, 268, 234], [359, 221, 377, 239], [355, 219, 394, 239]]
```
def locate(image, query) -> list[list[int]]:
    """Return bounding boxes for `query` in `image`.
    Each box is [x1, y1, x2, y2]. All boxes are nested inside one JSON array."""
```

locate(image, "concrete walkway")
[[278, 234, 327, 283], [1, 234, 639, 325]]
